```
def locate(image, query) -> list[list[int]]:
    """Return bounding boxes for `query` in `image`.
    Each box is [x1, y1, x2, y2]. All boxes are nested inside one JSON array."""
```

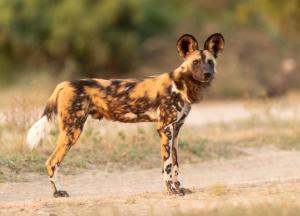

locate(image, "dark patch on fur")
[[124, 81, 137, 90], [174, 80, 184, 91], [70, 79, 101, 90], [165, 164, 172, 174], [200, 50, 206, 62], [42, 102, 57, 120]]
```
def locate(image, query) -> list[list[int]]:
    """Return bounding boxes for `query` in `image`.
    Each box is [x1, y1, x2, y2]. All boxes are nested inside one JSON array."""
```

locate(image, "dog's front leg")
[[157, 122, 176, 194], [172, 121, 185, 195]]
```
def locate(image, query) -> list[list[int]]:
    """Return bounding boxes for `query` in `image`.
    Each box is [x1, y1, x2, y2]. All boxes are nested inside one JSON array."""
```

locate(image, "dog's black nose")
[[203, 72, 212, 80]]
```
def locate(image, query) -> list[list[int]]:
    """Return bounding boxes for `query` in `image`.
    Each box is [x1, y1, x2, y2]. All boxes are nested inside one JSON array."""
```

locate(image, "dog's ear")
[[203, 33, 225, 58], [176, 34, 199, 59]]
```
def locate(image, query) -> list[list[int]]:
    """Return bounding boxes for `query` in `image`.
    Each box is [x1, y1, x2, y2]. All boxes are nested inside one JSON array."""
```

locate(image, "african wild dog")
[[27, 33, 225, 197]]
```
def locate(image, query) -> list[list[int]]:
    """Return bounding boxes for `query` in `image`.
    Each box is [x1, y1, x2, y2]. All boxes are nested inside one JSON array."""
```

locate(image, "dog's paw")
[[174, 181, 185, 196], [165, 180, 176, 195], [53, 190, 69, 198]]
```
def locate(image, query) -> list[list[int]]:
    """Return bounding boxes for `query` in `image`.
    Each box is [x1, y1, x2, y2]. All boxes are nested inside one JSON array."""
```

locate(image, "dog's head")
[[176, 33, 224, 83]]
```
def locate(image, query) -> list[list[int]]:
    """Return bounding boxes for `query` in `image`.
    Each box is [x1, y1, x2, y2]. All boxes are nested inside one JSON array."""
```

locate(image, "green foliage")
[[0, 0, 174, 79], [0, 0, 299, 97]]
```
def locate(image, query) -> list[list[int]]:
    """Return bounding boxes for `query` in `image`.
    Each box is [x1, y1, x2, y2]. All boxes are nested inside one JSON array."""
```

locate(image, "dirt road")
[[1, 148, 300, 216], [1, 101, 300, 215]]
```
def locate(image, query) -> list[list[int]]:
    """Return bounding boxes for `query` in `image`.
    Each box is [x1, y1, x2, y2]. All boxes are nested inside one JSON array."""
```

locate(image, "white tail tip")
[[27, 116, 50, 150]]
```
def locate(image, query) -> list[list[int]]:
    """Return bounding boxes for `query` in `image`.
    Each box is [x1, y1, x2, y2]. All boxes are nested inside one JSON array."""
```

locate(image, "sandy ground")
[[1, 101, 300, 215], [1, 148, 300, 216]]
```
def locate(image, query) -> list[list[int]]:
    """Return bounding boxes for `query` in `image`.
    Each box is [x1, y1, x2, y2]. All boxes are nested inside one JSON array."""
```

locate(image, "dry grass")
[[1, 90, 300, 182], [0, 114, 244, 182], [1, 109, 300, 183], [0, 109, 248, 182]]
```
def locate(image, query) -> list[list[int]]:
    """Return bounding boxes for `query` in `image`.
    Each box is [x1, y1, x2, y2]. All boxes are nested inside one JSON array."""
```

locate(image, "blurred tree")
[[0, 0, 174, 79], [0, 0, 299, 98]]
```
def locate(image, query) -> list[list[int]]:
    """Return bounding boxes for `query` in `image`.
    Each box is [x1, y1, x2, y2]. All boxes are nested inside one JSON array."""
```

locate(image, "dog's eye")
[[192, 59, 199, 65], [207, 59, 214, 67]]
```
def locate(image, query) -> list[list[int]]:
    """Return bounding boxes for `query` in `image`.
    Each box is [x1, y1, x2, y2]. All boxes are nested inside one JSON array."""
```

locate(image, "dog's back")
[[50, 73, 175, 123]]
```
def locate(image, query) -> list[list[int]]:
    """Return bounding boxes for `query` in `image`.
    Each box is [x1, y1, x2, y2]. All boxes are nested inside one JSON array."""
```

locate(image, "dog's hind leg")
[[45, 125, 84, 197], [44, 82, 91, 197], [45, 111, 87, 197]]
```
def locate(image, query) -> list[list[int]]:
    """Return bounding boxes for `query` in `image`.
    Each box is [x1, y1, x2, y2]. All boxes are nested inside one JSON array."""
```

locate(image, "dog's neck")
[[170, 65, 212, 104]]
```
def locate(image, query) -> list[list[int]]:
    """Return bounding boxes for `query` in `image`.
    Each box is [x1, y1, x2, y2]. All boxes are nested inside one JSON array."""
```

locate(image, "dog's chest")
[[175, 102, 191, 123]]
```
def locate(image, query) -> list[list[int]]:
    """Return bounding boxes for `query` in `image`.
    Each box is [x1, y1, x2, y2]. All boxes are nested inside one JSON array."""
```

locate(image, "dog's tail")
[[27, 82, 65, 150]]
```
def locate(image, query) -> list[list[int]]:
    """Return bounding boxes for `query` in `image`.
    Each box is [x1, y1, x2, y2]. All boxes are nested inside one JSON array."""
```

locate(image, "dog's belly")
[[103, 108, 158, 123], [89, 102, 158, 123], [113, 109, 158, 123]]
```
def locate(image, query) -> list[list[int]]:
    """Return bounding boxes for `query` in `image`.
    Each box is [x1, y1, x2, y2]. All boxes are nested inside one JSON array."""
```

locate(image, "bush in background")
[[0, 0, 299, 98]]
